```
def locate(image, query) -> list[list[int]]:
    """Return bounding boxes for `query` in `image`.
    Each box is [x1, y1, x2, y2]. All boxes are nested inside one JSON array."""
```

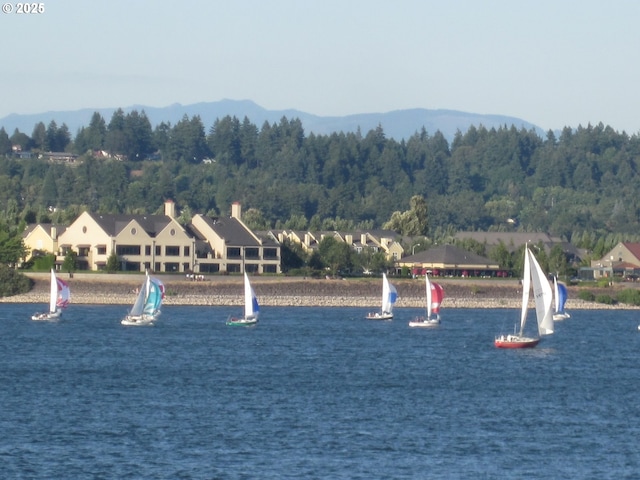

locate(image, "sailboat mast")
[[425, 274, 432, 318]]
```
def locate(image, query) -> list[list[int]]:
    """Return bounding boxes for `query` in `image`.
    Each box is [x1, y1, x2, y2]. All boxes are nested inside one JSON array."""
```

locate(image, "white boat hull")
[[31, 311, 61, 321], [366, 312, 393, 320], [553, 312, 571, 321], [409, 317, 440, 328], [121, 314, 156, 326]]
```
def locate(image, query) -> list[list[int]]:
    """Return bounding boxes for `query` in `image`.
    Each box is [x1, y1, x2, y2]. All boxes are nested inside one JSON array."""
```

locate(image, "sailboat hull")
[[494, 335, 540, 349], [31, 311, 61, 321], [409, 315, 440, 328], [121, 314, 155, 326], [226, 316, 258, 326], [553, 312, 571, 321], [366, 312, 393, 320]]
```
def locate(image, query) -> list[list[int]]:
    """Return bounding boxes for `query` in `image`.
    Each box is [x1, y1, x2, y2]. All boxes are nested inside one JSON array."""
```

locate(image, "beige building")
[[277, 228, 403, 262], [589, 242, 640, 280], [22, 224, 67, 262], [52, 200, 281, 274]]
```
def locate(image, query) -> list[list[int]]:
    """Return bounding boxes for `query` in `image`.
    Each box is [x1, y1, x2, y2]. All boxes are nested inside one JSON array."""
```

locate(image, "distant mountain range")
[[0, 99, 545, 142]]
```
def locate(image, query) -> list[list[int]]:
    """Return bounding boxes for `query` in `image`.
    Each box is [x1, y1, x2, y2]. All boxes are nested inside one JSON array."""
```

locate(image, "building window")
[[165, 246, 180, 256], [154, 262, 161, 272], [170, 228, 176, 236], [78, 247, 90, 257], [245, 247, 259, 259], [264, 264, 277, 274], [227, 263, 241, 273], [131, 227, 137, 235], [165, 262, 179, 272], [97, 246, 107, 255], [227, 247, 241, 258], [199, 263, 219, 273], [263, 248, 278, 260], [145, 245, 151, 255], [82, 226, 87, 233], [155, 245, 161, 256], [184, 246, 190, 257], [116, 245, 141, 255]]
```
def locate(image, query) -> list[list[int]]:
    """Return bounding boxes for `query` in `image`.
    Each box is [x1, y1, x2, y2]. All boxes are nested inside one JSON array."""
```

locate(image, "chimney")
[[164, 199, 176, 218], [231, 202, 241, 220], [51, 226, 57, 240], [361, 233, 368, 245]]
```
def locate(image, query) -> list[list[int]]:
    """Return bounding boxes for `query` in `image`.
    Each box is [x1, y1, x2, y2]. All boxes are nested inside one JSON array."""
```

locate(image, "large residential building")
[[35, 200, 281, 274]]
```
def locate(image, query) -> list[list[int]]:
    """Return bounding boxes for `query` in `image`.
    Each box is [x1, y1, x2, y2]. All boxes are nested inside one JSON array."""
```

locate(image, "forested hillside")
[[1, 109, 639, 251]]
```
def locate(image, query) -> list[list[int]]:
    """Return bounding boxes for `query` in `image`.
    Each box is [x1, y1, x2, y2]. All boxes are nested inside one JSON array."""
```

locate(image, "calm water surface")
[[1, 304, 639, 479]]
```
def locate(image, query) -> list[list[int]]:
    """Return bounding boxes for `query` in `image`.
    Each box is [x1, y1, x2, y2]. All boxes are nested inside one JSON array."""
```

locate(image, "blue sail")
[[556, 281, 568, 313], [143, 280, 162, 317]]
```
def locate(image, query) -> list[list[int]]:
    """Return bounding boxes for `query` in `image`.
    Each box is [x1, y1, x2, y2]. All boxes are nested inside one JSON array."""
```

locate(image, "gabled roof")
[[199, 216, 261, 246], [401, 244, 499, 267], [23, 223, 67, 237], [89, 212, 172, 237], [621, 242, 640, 261]]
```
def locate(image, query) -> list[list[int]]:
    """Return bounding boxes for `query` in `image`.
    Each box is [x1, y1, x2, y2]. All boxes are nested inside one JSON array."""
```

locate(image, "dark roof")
[[23, 223, 67, 238], [204, 216, 261, 246], [401, 244, 499, 267], [622, 242, 640, 261], [89, 213, 172, 237]]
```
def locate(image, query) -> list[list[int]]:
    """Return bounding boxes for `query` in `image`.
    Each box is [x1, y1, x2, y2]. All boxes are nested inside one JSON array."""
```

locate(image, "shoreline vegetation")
[[1, 272, 638, 310]]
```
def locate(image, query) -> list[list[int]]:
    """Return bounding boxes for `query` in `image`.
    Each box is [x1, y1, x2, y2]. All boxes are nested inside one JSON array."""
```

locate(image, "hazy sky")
[[2, 0, 639, 133]]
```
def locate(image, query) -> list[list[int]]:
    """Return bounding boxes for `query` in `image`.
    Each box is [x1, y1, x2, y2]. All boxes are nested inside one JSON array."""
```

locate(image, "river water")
[[1, 304, 639, 479]]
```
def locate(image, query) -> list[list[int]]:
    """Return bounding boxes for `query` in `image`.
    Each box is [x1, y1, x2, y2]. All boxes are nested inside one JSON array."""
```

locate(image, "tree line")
[[1, 109, 640, 261]]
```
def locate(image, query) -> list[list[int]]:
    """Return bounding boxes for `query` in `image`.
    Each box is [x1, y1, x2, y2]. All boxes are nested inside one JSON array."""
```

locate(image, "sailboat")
[[226, 273, 260, 326], [409, 274, 444, 328], [31, 269, 70, 321], [495, 247, 554, 348], [366, 273, 398, 320], [552, 277, 571, 321], [121, 271, 163, 326]]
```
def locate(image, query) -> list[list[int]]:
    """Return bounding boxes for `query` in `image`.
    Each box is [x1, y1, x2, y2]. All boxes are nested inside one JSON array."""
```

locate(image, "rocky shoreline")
[[1, 272, 637, 310]]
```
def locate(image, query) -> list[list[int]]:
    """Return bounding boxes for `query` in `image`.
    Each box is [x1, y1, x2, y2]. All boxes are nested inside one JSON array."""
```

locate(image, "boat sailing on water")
[[553, 276, 571, 321], [227, 273, 260, 326], [409, 274, 444, 328], [32, 269, 71, 321], [121, 271, 164, 326], [495, 246, 554, 348], [366, 273, 398, 320]]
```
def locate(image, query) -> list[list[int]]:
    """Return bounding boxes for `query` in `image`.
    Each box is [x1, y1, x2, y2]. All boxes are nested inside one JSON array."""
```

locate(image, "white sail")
[[529, 249, 554, 336], [48, 269, 58, 314], [381, 273, 397, 314], [129, 273, 149, 317], [244, 273, 259, 320], [519, 248, 531, 335]]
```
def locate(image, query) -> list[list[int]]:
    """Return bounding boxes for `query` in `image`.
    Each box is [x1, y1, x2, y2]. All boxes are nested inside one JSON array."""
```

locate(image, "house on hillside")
[[589, 242, 640, 281], [396, 244, 503, 277]]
